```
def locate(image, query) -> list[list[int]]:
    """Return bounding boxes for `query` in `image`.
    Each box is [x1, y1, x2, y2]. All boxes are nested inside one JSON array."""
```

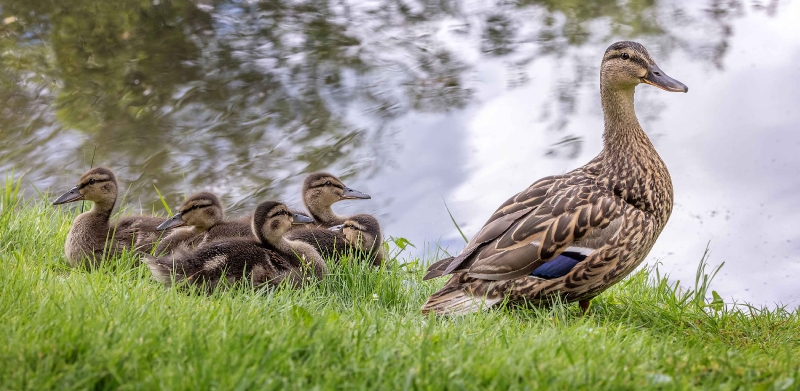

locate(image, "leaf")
[[391, 237, 415, 251], [708, 290, 724, 312]]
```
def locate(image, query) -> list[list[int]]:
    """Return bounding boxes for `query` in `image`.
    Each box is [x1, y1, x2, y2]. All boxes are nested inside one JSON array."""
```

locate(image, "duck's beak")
[[328, 224, 344, 232], [292, 213, 314, 225], [157, 212, 185, 230], [641, 63, 688, 93], [341, 187, 371, 200], [53, 186, 83, 205]]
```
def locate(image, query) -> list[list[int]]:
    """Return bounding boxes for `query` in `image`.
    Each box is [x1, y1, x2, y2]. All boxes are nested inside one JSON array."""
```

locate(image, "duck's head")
[[53, 167, 118, 206], [601, 41, 687, 93], [329, 214, 382, 253], [252, 201, 315, 245], [302, 172, 370, 210], [157, 192, 224, 231]]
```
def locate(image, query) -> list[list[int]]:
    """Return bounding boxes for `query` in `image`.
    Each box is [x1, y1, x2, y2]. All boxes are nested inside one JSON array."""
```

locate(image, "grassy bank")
[[1, 180, 799, 390]]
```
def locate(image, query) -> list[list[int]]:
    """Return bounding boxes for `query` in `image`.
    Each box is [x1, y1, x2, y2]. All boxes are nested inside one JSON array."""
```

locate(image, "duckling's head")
[[157, 192, 224, 231], [53, 167, 118, 206], [302, 172, 371, 210], [329, 214, 383, 253], [601, 41, 687, 93], [252, 201, 315, 244]]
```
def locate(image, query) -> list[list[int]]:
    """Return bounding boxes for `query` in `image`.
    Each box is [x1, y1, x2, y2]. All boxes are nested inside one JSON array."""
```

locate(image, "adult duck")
[[422, 41, 688, 315]]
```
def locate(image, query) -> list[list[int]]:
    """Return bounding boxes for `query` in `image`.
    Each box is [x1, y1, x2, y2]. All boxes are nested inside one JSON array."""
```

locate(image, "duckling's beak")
[[53, 186, 83, 205], [341, 187, 371, 200], [328, 224, 344, 232], [641, 64, 688, 93], [157, 212, 185, 230], [292, 213, 314, 225]]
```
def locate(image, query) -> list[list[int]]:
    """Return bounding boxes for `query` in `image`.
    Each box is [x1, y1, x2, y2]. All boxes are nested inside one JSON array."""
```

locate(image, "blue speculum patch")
[[530, 251, 589, 279]]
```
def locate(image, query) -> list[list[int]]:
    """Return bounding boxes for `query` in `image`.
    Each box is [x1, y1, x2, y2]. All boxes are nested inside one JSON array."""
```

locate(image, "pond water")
[[1, 0, 797, 307]]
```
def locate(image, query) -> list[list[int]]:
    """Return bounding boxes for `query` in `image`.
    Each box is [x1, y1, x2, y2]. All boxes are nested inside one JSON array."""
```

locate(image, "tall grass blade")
[[153, 185, 172, 215], [442, 199, 468, 243]]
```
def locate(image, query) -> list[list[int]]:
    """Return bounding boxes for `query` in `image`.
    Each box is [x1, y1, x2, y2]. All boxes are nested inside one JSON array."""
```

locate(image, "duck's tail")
[[421, 276, 502, 316], [422, 256, 455, 280], [142, 255, 181, 287]]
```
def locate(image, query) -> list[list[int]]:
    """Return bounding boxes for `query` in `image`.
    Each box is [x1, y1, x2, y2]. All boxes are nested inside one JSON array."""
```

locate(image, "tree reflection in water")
[[0, 0, 780, 214]]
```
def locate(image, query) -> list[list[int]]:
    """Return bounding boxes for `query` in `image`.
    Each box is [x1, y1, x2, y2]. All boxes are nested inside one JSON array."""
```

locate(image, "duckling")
[[422, 41, 688, 315], [143, 201, 326, 291], [233, 172, 370, 229], [287, 214, 385, 265], [154, 192, 252, 255], [300, 172, 371, 227], [52, 167, 168, 268]]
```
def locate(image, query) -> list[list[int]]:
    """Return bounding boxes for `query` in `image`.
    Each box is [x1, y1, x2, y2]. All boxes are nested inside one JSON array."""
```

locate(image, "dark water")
[[1, 0, 797, 306]]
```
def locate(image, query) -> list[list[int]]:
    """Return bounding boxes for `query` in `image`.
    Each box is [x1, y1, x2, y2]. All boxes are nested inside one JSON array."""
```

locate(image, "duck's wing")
[[427, 172, 627, 283], [422, 206, 634, 315], [463, 181, 624, 281], [423, 175, 566, 280]]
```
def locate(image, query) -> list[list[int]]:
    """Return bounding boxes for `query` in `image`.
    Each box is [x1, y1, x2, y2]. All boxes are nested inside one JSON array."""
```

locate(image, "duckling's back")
[[203, 221, 253, 243], [285, 229, 348, 261], [143, 239, 303, 290]]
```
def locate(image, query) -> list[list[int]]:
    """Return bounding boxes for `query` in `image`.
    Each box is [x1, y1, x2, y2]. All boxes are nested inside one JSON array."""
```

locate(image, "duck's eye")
[[621, 53, 630, 60], [87, 179, 96, 185], [325, 181, 332, 186]]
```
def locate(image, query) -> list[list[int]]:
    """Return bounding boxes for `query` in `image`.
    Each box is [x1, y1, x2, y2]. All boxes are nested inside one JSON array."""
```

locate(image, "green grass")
[[1, 182, 799, 390]]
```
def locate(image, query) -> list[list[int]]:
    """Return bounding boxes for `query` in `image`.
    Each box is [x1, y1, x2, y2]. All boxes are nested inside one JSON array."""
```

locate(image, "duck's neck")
[[600, 85, 656, 156], [598, 84, 673, 218], [88, 197, 116, 220], [307, 204, 344, 227]]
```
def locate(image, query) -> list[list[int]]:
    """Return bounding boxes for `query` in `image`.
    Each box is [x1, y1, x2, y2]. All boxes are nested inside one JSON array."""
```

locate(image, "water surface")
[[1, 0, 797, 306]]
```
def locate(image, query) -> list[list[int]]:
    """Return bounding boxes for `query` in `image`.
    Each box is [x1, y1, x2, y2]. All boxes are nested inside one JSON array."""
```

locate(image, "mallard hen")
[[422, 41, 688, 315], [143, 201, 326, 291], [154, 192, 252, 255], [52, 167, 169, 268]]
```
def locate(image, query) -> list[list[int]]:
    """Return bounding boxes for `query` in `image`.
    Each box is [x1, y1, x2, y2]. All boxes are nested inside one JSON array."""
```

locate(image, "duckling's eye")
[[621, 53, 630, 60], [88, 179, 96, 185], [325, 181, 332, 186]]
